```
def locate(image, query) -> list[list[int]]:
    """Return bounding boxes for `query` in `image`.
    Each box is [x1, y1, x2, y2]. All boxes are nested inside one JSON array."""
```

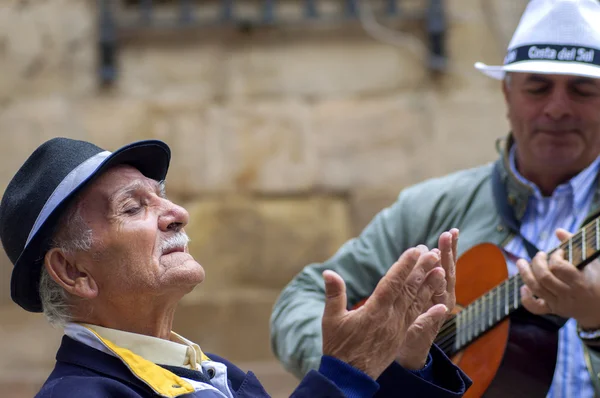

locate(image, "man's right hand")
[[321, 234, 452, 380]]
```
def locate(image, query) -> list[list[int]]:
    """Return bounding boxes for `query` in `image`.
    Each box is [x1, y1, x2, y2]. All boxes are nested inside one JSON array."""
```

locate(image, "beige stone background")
[[0, 0, 527, 396]]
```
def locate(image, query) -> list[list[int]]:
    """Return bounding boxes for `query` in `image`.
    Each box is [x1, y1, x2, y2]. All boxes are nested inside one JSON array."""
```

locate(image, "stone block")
[[0, 0, 95, 101], [313, 94, 430, 190], [0, 383, 44, 398], [76, 97, 212, 197], [424, 88, 509, 177], [182, 195, 351, 292], [201, 100, 317, 193], [78, 99, 317, 196], [0, 305, 63, 391], [0, 97, 83, 192], [349, 187, 401, 235], [0, 251, 13, 305], [117, 43, 223, 103], [174, 289, 281, 362], [224, 33, 427, 99], [441, 0, 528, 92], [77, 97, 151, 150]]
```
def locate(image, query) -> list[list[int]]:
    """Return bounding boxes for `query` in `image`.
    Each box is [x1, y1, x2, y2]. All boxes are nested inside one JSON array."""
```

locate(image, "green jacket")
[[269, 136, 600, 394]]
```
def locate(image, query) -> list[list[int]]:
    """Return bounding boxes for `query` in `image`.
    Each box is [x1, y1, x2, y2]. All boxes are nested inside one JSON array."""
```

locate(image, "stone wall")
[[0, 0, 527, 396]]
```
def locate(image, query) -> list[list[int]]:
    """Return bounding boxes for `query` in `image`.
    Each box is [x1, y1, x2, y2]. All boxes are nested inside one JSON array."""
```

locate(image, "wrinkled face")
[[75, 165, 204, 302], [504, 73, 600, 174]]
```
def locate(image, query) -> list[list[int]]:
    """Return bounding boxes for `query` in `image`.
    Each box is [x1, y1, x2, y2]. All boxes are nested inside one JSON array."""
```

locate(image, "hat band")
[[504, 44, 600, 67], [24, 151, 112, 249]]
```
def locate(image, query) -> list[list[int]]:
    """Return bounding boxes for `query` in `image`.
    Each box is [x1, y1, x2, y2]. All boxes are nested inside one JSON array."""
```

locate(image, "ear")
[[44, 248, 98, 300], [501, 79, 512, 120], [502, 79, 510, 103]]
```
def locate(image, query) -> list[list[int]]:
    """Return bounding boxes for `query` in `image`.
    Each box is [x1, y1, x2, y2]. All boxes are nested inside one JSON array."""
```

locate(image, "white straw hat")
[[475, 0, 600, 80]]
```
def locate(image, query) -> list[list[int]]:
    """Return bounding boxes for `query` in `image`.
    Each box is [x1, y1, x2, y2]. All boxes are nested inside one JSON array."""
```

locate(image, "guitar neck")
[[447, 216, 600, 352]]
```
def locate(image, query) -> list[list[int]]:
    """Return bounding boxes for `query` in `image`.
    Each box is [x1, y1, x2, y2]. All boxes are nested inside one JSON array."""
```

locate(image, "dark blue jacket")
[[36, 336, 471, 397]]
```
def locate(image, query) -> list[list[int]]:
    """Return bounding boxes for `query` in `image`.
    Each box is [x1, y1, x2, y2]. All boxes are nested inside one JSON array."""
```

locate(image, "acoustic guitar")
[[356, 217, 600, 397]]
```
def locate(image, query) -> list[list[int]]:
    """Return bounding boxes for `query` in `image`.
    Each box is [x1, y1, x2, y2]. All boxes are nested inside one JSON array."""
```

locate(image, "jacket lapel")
[[57, 336, 273, 398]]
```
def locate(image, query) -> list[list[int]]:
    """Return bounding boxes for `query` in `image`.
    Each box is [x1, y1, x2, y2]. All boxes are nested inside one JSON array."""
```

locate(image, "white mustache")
[[160, 232, 190, 253]]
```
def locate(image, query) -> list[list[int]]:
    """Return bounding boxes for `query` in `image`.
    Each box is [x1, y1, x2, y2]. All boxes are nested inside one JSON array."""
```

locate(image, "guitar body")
[[454, 243, 559, 398]]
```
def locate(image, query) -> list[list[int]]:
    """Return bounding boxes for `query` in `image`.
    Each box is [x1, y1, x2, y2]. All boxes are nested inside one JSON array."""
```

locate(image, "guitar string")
[[433, 231, 595, 354], [436, 230, 593, 351], [435, 231, 596, 354], [436, 279, 525, 354], [435, 279, 525, 354], [435, 231, 589, 341]]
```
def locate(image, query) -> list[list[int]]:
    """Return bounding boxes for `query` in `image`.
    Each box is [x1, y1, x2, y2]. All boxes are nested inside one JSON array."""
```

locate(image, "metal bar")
[[221, 0, 234, 22], [116, 0, 425, 29], [345, 0, 358, 18], [98, 0, 117, 85], [179, 0, 194, 24], [304, 0, 318, 18], [140, 0, 153, 24], [262, 0, 275, 24], [427, 0, 447, 72], [387, 0, 398, 15], [118, 11, 427, 32], [99, 0, 432, 83]]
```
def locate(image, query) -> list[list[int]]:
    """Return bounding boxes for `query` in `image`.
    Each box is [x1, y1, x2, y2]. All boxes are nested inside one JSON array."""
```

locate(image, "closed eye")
[[525, 85, 549, 95], [123, 207, 141, 215]]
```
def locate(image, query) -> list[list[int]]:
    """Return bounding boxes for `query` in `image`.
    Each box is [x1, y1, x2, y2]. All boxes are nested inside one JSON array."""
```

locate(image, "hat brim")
[[11, 140, 171, 313], [474, 60, 600, 80]]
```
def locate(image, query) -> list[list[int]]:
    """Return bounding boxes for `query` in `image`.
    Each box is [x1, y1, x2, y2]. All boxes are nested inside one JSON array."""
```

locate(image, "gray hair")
[[504, 72, 512, 88], [39, 201, 93, 327]]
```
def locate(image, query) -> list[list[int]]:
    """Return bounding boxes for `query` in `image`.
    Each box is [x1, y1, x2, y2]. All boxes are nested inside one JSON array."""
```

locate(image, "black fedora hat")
[[0, 137, 171, 312]]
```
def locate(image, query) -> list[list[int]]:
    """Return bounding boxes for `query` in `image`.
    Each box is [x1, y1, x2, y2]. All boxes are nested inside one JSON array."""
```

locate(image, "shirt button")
[[497, 225, 505, 232]]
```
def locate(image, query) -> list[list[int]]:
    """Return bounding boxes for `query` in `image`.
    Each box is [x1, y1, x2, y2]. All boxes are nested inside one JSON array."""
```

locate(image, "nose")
[[543, 87, 573, 121], [158, 200, 190, 233]]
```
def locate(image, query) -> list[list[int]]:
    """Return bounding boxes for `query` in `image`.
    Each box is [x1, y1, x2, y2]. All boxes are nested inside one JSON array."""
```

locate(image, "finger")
[[396, 250, 442, 312], [396, 304, 448, 370], [370, 246, 425, 309], [547, 249, 580, 286], [516, 257, 556, 301], [438, 231, 456, 297], [405, 267, 446, 324], [322, 270, 348, 320], [450, 228, 459, 263], [555, 228, 573, 242], [530, 251, 569, 296], [520, 285, 550, 315]]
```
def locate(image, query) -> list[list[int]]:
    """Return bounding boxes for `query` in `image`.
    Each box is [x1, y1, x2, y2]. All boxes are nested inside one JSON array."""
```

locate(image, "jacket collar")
[[496, 133, 600, 225], [495, 134, 534, 221], [55, 335, 269, 398], [56, 335, 156, 393]]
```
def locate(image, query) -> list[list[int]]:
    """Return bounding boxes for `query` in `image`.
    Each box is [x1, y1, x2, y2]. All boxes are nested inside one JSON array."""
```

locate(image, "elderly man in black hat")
[[0, 137, 471, 398]]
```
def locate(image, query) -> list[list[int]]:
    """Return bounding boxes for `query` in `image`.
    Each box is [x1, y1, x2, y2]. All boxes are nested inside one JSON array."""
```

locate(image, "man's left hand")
[[395, 228, 459, 370], [516, 228, 600, 329]]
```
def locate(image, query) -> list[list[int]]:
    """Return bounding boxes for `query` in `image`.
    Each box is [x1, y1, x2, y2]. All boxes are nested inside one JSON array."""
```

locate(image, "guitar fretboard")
[[436, 216, 600, 356]]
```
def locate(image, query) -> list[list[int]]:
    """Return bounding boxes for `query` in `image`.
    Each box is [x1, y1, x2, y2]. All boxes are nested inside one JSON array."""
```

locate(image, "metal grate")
[[97, 0, 446, 84]]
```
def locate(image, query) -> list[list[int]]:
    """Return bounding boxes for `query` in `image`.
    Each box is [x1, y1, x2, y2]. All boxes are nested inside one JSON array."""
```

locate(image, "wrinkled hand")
[[517, 228, 600, 329], [321, 230, 457, 380], [395, 228, 458, 369]]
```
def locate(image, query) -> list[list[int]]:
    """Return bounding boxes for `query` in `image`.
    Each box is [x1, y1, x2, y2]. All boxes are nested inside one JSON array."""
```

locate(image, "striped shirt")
[[504, 146, 600, 398]]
